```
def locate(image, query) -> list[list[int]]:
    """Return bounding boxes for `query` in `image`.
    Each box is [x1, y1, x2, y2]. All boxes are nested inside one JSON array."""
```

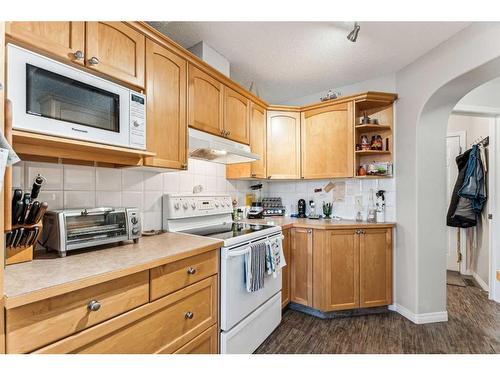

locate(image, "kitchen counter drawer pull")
[[187, 267, 197, 275], [88, 56, 99, 65], [87, 300, 102, 312], [185, 311, 194, 319]]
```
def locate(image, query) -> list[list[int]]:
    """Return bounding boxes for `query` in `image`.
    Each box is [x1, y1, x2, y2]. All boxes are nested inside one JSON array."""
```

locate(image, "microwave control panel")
[[129, 92, 146, 150]]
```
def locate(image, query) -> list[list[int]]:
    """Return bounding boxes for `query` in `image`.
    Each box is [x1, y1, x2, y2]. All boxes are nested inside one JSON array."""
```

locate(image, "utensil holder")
[[5, 221, 43, 265]]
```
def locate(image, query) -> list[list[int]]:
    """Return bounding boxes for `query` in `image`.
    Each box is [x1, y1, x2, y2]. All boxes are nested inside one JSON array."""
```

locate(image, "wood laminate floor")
[[255, 284, 500, 354]]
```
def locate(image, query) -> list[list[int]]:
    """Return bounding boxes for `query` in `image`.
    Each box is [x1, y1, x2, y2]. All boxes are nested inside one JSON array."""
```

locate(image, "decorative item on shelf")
[[361, 111, 371, 124], [385, 137, 390, 151], [322, 201, 333, 220], [369, 118, 379, 125], [355, 144, 362, 151], [370, 134, 383, 150], [320, 89, 341, 102], [366, 161, 392, 176], [360, 135, 370, 150], [367, 163, 378, 175], [357, 165, 367, 176]]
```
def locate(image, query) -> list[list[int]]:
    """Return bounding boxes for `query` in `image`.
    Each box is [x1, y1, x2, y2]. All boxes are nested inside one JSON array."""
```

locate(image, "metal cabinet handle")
[[73, 50, 84, 60], [187, 267, 196, 275], [220, 130, 225, 136], [185, 311, 194, 319], [226, 130, 231, 136], [88, 56, 99, 65], [181, 163, 187, 169], [251, 173, 257, 178], [307, 229, 312, 234], [87, 300, 101, 312]]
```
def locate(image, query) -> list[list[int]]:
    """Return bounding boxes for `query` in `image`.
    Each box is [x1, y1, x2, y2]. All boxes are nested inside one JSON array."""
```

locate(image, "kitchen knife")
[[19, 229, 29, 248], [33, 202, 48, 224], [29, 227, 40, 247], [12, 189, 23, 223], [30, 175, 44, 200], [12, 228, 24, 247], [5, 230, 13, 247], [20, 193, 31, 224], [26, 201, 40, 224], [13, 200, 24, 225], [9, 229, 19, 248]]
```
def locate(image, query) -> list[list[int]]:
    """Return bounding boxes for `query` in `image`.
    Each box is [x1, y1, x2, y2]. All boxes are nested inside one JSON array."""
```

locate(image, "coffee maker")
[[297, 199, 306, 218]]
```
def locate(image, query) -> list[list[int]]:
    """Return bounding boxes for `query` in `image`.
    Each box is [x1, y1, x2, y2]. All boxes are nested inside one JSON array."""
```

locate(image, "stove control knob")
[[183, 202, 189, 209], [214, 201, 220, 208], [191, 201, 196, 209], [174, 202, 180, 210]]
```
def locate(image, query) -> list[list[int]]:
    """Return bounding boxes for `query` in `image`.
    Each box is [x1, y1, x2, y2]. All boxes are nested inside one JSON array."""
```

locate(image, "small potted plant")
[[322, 201, 333, 220]]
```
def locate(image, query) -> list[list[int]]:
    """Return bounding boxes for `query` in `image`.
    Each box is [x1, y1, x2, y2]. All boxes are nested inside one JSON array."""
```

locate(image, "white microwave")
[[7, 44, 146, 150]]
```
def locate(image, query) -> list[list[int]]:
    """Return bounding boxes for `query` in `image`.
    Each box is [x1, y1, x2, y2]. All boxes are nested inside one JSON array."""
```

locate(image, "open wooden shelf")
[[355, 175, 393, 179], [12, 130, 156, 166], [355, 124, 392, 132], [355, 150, 391, 155]]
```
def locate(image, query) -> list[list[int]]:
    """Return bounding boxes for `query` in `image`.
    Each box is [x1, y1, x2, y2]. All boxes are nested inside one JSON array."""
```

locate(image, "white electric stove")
[[163, 194, 283, 354]]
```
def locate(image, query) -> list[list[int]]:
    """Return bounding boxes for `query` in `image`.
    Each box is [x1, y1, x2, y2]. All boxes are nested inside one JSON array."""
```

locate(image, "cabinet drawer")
[[150, 250, 218, 300], [7, 271, 149, 353], [35, 275, 218, 354], [174, 324, 218, 354]]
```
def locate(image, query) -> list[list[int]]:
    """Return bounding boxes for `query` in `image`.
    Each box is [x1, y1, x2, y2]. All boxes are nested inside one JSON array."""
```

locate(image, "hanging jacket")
[[447, 149, 476, 227], [458, 144, 487, 213]]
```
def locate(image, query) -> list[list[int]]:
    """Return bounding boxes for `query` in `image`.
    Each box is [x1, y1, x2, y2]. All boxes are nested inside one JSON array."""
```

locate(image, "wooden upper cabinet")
[[359, 228, 392, 308], [314, 230, 359, 311], [85, 22, 145, 88], [188, 64, 224, 137], [301, 102, 354, 179], [223, 87, 250, 144], [144, 39, 187, 170], [226, 101, 266, 179], [266, 111, 301, 179], [290, 228, 313, 306], [6, 22, 85, 65]]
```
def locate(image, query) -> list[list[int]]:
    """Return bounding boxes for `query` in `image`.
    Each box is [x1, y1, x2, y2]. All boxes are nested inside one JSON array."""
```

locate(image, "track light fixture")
[[347, 22, 360, 42]]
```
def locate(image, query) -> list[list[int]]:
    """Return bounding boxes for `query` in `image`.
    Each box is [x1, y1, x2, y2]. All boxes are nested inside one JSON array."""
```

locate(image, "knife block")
[[5, 222, 43, 266]]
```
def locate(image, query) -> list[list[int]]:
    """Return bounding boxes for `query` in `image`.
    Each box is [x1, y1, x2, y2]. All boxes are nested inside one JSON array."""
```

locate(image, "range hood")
[[188, 128, 260, 164]]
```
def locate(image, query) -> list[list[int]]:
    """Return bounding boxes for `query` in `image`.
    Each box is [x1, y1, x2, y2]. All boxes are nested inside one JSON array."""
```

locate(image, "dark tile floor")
[[255, 283, 500, 354]]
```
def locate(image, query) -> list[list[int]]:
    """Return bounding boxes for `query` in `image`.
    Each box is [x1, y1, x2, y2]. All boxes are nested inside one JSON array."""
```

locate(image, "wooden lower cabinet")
[[290, 227, 313, 306], [281, 228, 291, 309], [290, 226, 393, 312], [174, 324, 218, 354], [35, 275, 218, 354], [359, 228, 393, 307]]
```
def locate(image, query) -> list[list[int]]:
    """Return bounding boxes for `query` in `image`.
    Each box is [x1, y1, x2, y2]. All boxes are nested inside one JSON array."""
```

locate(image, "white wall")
[[447, 115, 491, 288], [12, 159, 252, 231], [395, 22, 500, 318], [281, 73, 396, 106], [457, 77, 500, 109]]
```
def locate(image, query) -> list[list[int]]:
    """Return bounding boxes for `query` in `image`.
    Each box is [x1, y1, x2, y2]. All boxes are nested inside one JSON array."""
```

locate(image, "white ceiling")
[[149, 22, 470, 104]]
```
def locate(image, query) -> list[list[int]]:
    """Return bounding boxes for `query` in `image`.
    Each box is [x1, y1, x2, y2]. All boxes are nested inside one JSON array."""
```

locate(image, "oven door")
[[220, 233, 283, 332], [7, 44, 131, 148]]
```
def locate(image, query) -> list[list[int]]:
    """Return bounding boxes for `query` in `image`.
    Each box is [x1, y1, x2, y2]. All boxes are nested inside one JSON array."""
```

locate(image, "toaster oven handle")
[[81, 208, 115, 216]]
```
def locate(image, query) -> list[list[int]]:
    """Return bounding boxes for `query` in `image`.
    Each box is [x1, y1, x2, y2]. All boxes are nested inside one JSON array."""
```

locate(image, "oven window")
[[26, 64, 120, 132], [65, 210, 127, 245]]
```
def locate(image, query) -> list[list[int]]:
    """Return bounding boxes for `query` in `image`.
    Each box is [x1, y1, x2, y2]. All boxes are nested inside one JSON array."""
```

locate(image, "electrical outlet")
[[355, 195, 363, 207]]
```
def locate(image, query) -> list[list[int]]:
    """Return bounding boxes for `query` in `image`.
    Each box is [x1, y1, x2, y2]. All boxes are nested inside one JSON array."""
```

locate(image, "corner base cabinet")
[[290, 226, 393, 313]]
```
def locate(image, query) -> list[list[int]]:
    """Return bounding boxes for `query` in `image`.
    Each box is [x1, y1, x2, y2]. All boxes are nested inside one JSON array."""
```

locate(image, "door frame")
[[445, 131, 467, 275], [452, 106, 499, 301]]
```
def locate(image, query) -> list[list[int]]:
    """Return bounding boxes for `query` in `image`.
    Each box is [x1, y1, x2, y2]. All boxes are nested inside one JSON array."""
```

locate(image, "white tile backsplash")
[[121, 191, 144, 211], [96, 191, 122, 207], [37, 191, 64, 210], [64, 165, 95, 191], [143, 191, 162, 212], [96, 167, 122, 191], [144, 172, 163, 191], [122, 170, 144, 191], [12, 162, 24, 189], [25, 162, 63, 190], [64, 191, 95, 209]]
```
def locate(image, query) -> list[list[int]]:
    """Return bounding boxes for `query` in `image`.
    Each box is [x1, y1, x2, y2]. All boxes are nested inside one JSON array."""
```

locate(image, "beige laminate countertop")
[[4, 232, 223, 309], [242, 217, 396, 230]]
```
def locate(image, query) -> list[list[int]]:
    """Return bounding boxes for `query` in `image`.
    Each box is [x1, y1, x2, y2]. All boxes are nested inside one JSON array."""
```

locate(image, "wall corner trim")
[[390, 303, 448, 324]]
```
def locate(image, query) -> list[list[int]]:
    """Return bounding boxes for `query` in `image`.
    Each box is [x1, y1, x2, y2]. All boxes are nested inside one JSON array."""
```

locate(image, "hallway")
[[256, 284, 500, 354]]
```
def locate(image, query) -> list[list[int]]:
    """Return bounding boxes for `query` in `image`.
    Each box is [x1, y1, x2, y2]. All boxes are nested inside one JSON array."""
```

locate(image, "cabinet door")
[[290, 228, 313, 306], [281, 229, 291, 309], [224, 87, 250, 144], [359, 228, 392, 308], [144, 40, 187, 170], [301, 102, 353, 178], [0, 21, 5, 354], [174, 325, 218, 354], [315, 230, 359, 311], [266, 111, 301, 179], [85, 22, 145, 87], [6, 22, 85, 64], [188, 65, 224, 137]]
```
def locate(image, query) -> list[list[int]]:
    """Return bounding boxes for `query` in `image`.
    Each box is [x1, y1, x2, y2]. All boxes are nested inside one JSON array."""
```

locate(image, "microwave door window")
[[26, 64, 120, 132]]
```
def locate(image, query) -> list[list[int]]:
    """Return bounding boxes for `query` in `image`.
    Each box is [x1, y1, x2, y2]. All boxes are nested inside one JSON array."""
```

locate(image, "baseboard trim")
[[390, 303, 448, 324], [472, 272, 489, 292]]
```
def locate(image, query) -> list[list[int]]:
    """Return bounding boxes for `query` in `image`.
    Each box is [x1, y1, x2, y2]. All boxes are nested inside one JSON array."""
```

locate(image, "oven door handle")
[[227, 246, 251, 258]]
